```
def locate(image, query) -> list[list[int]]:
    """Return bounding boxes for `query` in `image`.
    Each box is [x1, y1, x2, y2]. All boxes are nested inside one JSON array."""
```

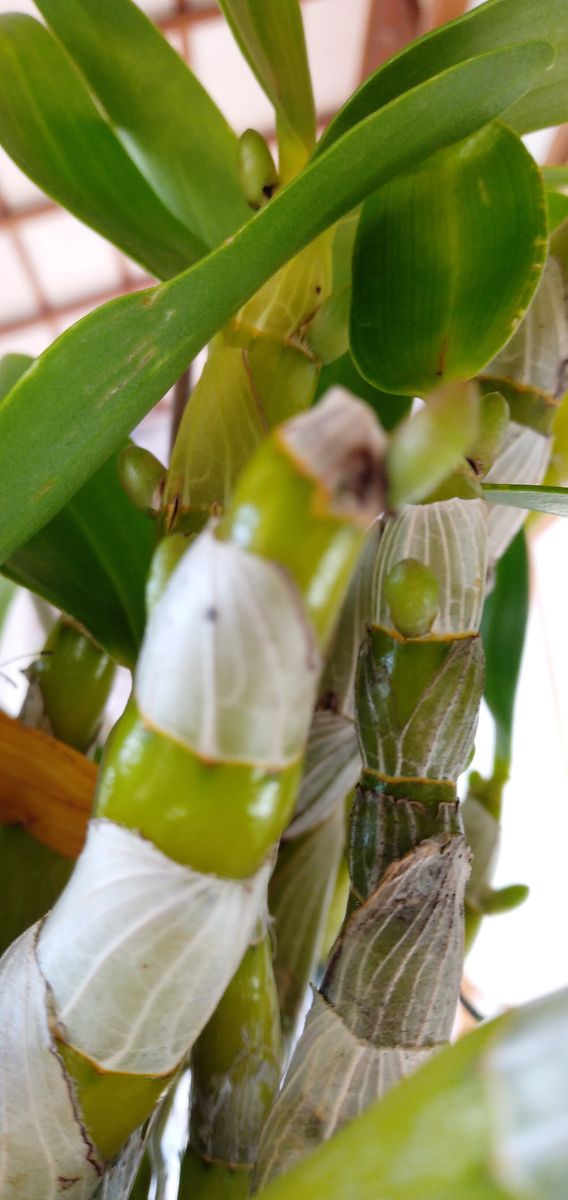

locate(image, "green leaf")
[[315, 352, 411, 431], [387, 383, 480, 506], [0, 41, 552, 561], [541, 166, 568, 232], [218, 0, 315, 177], [0, 352, 31, 401], [0, 16, 205, 279], [0, 353, 34, 399], [318, 0, 568, 153], [2, 451, 154, 667], [0, 354, 153, 665], [0, 577, 16, 632], [165, 347, 265, 527], [34, 0, 250, 250], [123, 1152, 152, 1200], [257, 987, 568, 1200], [481, 882, 529, 914], [547, 191, 568, 233], [350, 122, 547, 395], [542, 166, 568, 190], [481, 530, 529, 764], [0, 369, 25, 631], [0, 826, 73, 959], [483, 481, 568, 517]]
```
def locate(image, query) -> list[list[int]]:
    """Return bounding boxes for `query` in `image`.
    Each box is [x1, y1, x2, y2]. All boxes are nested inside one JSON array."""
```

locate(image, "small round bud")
[[118, 445, 165, 517], [30, 619, 115, 752], [384, 557, 440, 638], [470, 391, 510, 475], [237, 129, 278, 210]]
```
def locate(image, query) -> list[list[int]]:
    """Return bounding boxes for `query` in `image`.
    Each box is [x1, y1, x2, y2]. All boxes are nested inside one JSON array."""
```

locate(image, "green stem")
[[266, 526, 379, 1045], [0, 394, 387, 1200], [254, 498, 487, 1189], [127, 1152, 153, 1200], [166, 241, 349, 1194], [269, 805, 345, 1045], [187, 925, 281, 1186], [179, 1147, 250, 1200], [163, 233, 333, 536]]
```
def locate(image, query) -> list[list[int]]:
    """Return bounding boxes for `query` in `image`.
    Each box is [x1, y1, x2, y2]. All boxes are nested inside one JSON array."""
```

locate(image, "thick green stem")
[[267, 527, 379, 1044], [179, 1148, 250, 1200], [151, 237, 341, 1198], [254, 499, 487, 1188], [269, 804, 345, 1044], [163, 233, 334, 537], [187, 925, 281, 1186], [0, 394, 386, 1200]]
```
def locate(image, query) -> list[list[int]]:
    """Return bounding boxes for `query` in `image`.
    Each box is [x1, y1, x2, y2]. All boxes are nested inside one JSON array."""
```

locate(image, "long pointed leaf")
[[0, 15, 205, 278], [350, 122, 546, 395], [0, 41, 552, 561], [0, 355, 153, 665], [0, 577, 16, 631], [0, 353, 33, 399], [483, 481, 568, 517], [218, 0, 315, 174], [481, 530, 529, 764], [34, 0, 250, 248], [1, 451, 154, 666], [318, 0, 568, 154]]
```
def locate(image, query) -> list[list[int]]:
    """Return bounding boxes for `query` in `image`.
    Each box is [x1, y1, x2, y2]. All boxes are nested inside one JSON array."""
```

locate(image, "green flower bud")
[[31, 619, 115, 752], [118, 445, 165, 517], [237, 129, 278, 210], [469, 391, 510, 475], [384, 557, 440, 638]]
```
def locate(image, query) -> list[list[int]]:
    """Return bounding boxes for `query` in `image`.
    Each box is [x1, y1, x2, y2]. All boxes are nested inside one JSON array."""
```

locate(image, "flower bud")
[[118, 445, 165, 517], [238, 129, 278, 209], [384, 557, 440, 638], [469, 391, 510, 475]]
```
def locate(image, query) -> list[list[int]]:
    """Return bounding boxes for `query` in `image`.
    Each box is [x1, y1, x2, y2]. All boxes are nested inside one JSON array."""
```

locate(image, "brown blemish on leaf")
[[32, 479, 55, 501]]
